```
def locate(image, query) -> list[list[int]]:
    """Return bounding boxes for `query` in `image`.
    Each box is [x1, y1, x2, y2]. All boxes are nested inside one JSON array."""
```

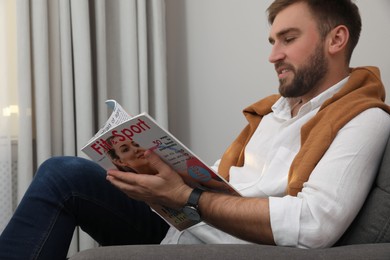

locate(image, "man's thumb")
[[144, 150, 170, 172]]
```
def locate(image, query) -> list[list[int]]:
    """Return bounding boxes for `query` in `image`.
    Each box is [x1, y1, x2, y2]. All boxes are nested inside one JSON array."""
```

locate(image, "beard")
[[278, 42, 328, 98]]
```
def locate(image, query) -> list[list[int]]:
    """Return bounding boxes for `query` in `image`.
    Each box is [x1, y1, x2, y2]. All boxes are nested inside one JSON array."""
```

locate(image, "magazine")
[[82, 100, 241, 231]]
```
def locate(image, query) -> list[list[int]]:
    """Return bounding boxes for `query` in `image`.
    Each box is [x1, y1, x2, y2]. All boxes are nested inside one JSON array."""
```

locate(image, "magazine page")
[[85, 100, 133, 144], [82, 103, 240, 230]]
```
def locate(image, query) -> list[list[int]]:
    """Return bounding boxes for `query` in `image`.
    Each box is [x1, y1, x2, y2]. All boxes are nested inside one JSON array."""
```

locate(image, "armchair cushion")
[[69, 243, 390, 260], [336, 136, 390, 245]]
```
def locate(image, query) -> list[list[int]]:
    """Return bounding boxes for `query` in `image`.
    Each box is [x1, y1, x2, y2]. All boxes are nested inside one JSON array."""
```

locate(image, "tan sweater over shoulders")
[[218, 66, 390, 196]]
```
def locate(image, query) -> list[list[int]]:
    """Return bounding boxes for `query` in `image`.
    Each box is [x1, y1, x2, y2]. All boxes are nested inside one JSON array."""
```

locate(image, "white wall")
[[165, 0, 390, 165]]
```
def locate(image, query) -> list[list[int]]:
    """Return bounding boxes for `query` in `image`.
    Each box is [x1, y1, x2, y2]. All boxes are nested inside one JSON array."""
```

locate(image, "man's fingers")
[[107, 169, 136, 183]]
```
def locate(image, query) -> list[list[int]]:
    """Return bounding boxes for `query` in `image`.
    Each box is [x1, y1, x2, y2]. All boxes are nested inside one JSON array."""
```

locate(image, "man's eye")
[[284, 37, 295, 44]]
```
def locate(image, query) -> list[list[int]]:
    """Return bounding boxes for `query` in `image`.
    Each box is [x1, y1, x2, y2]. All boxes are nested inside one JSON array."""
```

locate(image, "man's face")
[[268, 2, 328, 98]]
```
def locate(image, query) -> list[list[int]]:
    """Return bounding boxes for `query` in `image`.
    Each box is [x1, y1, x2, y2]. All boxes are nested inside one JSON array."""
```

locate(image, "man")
[[1, 0, 389, 259]]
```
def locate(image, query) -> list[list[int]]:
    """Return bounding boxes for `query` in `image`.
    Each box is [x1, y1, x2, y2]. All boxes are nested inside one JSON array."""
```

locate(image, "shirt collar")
[[272, 76, 350, 120]]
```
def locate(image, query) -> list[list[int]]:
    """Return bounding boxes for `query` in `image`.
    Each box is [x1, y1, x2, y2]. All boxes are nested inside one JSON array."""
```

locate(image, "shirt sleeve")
[[269, 108, 390, 248]]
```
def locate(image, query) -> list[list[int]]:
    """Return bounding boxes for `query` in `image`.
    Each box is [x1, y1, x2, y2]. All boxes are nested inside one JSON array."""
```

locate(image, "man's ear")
[[327, 25, 349, 55]]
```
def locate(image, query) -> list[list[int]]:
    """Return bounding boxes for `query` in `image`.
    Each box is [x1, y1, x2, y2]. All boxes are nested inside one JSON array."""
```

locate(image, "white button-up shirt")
[[161, 77, 390, 248]]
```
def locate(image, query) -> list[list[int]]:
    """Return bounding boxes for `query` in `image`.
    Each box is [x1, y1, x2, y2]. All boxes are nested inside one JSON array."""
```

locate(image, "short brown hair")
[[267, 0, 361, 63]]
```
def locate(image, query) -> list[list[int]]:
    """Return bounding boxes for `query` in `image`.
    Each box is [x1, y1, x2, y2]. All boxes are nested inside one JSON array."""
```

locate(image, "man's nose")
[[268, 44, 285, 64]]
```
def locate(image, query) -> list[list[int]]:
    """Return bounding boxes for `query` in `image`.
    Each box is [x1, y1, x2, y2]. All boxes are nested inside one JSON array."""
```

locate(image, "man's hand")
[[106, 150, 192, 209], [107, 150, 275, 245]]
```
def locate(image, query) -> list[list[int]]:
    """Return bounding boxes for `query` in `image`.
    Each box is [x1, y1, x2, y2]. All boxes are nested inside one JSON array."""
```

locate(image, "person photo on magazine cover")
[[105, 135, 232, 193], [105, 135, 155, 174]]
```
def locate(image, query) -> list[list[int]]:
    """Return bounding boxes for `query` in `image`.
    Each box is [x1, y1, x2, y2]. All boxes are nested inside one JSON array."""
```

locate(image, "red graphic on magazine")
[[149, 144, 220, 182]]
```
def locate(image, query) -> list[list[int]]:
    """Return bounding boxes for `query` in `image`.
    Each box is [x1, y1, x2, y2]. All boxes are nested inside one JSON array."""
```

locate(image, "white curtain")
[[1, 0, 168, 256]]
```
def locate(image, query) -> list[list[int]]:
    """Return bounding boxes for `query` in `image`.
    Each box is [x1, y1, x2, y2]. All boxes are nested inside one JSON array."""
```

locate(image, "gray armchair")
[[70, 137, 390, 260]]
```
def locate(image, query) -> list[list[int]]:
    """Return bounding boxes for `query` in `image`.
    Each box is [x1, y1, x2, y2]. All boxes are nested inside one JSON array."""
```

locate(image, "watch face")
[[183, 206, 201, 221]]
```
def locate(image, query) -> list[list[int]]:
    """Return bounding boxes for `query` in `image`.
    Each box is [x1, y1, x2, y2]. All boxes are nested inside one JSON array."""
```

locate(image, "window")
[[0, 0, 18, 140]]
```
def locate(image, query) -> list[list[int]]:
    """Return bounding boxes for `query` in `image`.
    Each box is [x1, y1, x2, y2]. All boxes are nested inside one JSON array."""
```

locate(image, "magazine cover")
[[82, 100, 240, 230]]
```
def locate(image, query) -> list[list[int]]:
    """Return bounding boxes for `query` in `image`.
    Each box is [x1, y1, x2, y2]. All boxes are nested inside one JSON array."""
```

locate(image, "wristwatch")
[[182, 188, 204, 221]]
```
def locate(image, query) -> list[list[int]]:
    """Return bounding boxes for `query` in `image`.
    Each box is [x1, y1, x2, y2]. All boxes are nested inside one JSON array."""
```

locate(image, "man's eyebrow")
[[268, 28, 301, 44]]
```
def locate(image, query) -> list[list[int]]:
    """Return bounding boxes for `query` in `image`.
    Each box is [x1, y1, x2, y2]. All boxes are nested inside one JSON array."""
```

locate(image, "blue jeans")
[[0, 156, 169, 260]]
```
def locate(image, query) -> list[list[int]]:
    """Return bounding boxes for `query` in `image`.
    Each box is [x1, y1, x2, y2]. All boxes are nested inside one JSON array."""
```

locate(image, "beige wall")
[[165, 0, 390, 164]]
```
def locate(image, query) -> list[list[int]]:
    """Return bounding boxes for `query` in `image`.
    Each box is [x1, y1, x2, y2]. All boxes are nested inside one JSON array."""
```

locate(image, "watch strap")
[[186, 187, 204, 208]]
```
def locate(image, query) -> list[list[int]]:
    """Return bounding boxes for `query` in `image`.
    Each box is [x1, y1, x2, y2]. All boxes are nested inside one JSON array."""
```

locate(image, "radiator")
[[0, 137, 17, 233]]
